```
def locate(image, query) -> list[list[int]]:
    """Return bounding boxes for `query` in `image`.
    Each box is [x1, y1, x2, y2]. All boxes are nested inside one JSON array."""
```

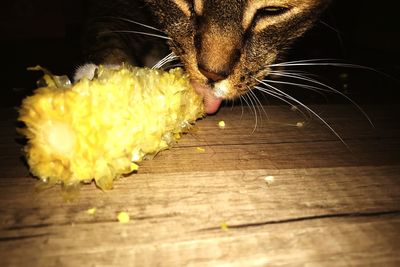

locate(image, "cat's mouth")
[[191, 81, 222, 114]]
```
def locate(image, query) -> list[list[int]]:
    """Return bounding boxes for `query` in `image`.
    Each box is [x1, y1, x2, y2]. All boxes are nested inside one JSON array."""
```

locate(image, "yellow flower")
[[19, 66, 204, 190]]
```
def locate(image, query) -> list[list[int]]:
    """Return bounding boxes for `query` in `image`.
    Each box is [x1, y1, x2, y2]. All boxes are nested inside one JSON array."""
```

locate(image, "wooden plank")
[[0, 104, 400, 266], [2, 166, 400, 226], [141, 138, 400, 173], [2, 216, 400, 266], [2, 105, 400, 177], [1, 166, 399, 266], [177, 104, 400, 147]]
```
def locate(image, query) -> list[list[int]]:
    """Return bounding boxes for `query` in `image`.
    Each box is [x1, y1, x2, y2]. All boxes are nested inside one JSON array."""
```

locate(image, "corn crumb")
[[218, 120, 226, 128], [264, 175, 275, 185], [196, 147, 205, 153], [86, 207, 97, 215], [117, 211, 130, 223], [221, 222, 229, 231]]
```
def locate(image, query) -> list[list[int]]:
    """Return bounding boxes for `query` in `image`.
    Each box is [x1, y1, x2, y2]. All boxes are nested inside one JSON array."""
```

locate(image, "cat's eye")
[[255, 6, 290, 17], [242, 5, 291, 30]]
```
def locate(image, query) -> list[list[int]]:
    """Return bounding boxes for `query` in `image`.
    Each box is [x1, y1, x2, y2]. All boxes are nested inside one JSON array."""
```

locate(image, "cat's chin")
[[191, 81, 222, 114]]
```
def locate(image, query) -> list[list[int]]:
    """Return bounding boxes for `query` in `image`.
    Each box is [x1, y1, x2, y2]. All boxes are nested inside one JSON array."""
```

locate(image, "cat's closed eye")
[[255, 6, 291, 17]]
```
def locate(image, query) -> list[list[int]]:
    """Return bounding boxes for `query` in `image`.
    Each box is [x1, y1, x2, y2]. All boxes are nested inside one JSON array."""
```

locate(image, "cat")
[[77, 0, 332, 114]]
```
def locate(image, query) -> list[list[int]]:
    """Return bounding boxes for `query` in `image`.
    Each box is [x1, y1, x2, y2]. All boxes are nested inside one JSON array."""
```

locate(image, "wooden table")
[[1, 104, 400, 266]]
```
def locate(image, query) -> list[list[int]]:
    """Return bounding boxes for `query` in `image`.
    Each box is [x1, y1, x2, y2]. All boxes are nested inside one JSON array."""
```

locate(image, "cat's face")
[[146, 0, 331, 113]]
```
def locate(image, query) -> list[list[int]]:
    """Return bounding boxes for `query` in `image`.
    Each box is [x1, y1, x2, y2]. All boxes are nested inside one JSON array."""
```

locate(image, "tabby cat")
[[78, 0, 331, 113]]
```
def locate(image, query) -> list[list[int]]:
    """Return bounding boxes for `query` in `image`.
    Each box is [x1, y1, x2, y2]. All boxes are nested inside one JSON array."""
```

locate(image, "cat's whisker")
[[254, 86, 309, 119], [268, 70, 319, 79], [152, 52, 180, 69], [268, 71, 329, 93], [152, 52, 173, 69], [224, 97, 236, 111], [241, 94, 258, 133], [245, 92, 259, 133], [319, 21, 342, 36], [248, 88, 269, 120], [247, 91, 260, 132], [101, 16, 166, 33], [266, 70, 374, 127], [240, 94, 252, 115], [271, 70, 319, 78], [163, 63, 184, 69], [263, 78, 332, 93], [271, 62, 372, 69], [319, 20, 345, 52], [238, 95, 245, 120], [255, 78, 348, 148], [270, 58, 343, 66], [265, 73, 331, 103], [257, 81, 312, 115], [100, 30, 171, 40], [269, 60, 384, 79], [244, 63, 309, 119], [229, 98, 236, 110]]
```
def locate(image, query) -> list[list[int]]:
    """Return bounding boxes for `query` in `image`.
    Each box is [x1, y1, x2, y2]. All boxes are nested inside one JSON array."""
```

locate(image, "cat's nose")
[[198, 65, 228, 83]]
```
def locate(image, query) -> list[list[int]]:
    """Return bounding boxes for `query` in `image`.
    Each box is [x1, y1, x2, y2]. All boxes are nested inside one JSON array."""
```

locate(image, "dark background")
[[1, 0, 399, 108]]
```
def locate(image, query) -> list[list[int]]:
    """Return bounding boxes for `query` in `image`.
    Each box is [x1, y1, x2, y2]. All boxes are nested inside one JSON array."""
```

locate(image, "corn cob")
[[18, 65, 204, 190]]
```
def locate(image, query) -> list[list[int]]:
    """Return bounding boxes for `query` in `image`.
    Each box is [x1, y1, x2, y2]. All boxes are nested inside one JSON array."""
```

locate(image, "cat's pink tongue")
[[191, 81, 222, 114]]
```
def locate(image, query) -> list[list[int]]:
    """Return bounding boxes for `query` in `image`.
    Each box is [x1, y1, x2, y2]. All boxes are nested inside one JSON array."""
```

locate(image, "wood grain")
[[1, 105, 399, 266]]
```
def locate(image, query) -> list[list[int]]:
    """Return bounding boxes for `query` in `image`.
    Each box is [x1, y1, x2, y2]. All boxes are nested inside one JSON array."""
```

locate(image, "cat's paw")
[[74, 63, 98, 82]]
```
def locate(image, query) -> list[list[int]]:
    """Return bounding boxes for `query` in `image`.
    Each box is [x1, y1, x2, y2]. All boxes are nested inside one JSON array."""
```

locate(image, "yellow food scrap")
[[221, 222, 229, 231], [218, 120, 226, 128], [196, 147, 206, 153], [264, 175, 275, 185], [86, 207, 97, 215], [18, 65, 204, 190], [296, 122, 305, 128], [117, 211, 130, 223]]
